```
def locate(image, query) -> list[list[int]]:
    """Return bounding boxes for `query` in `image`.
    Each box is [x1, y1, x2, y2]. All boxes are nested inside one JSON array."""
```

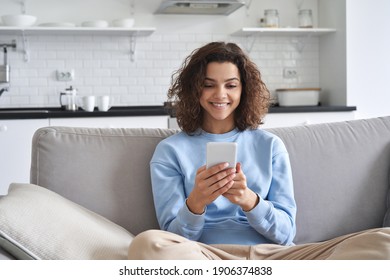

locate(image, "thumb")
[[236, 162, 242, 173]]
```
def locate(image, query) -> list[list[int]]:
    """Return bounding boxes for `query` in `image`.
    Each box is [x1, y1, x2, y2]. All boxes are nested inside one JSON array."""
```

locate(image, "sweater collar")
[[198, 127, 240, 141]]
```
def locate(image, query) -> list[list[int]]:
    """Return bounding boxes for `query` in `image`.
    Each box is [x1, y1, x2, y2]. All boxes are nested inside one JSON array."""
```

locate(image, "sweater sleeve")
[[150, 156, 205, 241], [245, 149, 297, 245]]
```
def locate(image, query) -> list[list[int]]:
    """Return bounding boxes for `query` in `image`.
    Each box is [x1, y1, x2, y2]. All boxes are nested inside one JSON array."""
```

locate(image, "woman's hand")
[[223, 163, 259, 212], [186, 162, 236, 214]]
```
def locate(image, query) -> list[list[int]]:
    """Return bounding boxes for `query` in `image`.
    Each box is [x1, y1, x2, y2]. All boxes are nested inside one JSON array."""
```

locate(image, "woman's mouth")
[[210, 102, 230, 108]]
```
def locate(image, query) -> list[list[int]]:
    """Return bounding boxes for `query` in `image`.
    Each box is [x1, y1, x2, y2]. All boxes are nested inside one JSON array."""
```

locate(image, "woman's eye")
[[203, 83, 238, 89]]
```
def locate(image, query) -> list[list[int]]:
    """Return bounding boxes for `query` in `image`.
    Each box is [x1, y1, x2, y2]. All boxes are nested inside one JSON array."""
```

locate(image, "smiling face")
[[199, 62, 242, 134]]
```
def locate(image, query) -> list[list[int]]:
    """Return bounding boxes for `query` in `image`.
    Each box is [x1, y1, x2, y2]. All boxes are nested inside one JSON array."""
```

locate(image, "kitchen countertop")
[[0, 105, 357, 120], [0, 106, 169, 120], [268, 105, 357, 113]]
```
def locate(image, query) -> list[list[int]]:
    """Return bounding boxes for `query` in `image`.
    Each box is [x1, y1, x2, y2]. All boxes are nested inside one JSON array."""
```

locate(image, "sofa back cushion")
[[31, 127, 176, 235], [267, 116, 390, 243]]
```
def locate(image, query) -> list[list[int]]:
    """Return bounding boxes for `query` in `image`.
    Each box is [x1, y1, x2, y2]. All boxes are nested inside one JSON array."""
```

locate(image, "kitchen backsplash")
[[0, 33, 319, 108]]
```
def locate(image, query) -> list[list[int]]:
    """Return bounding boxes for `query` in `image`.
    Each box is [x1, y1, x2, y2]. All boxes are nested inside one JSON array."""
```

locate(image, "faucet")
[[0, 40, 17, 97]]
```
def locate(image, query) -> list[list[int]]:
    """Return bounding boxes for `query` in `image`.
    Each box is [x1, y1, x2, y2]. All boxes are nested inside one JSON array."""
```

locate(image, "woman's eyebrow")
[[204, 77, 240, 82]]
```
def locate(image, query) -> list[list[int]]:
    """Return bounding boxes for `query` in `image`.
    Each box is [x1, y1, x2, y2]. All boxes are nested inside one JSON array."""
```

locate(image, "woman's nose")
[[213, 86, 227, 99]]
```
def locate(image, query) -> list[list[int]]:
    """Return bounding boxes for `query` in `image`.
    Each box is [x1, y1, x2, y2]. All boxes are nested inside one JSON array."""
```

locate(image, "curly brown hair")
[[167, 42, 270, 133]]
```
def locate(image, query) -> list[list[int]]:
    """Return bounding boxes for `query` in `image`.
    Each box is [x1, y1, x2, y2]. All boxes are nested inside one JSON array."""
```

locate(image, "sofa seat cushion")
[[0, 183, 134, 260]]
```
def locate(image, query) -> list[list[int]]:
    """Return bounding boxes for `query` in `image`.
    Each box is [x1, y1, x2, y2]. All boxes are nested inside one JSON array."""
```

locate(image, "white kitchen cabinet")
[[49, 116, 168, 128], [262, 111, 355, 129], [0, 119, 49, 195]]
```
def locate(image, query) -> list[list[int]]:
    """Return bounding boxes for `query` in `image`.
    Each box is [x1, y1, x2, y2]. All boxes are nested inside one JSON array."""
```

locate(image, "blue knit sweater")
[[150, 128, 296, 245]]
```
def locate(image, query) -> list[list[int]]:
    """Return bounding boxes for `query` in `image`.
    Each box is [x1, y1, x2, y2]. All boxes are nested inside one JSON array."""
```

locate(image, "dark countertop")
[[0, 106, 169, 120], [269, 105, 357, 113], [0, 105, 357, 120]]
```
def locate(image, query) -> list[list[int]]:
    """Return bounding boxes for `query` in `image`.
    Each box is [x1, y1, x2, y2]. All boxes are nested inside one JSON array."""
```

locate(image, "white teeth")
[[212, 103, 227, 107]]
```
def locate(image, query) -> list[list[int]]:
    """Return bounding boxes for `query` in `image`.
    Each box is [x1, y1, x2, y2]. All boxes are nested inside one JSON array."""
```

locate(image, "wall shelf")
[[0, 26, 155, 36], [0, 26, 156, 62], [232, 27, 336, 53], [231, 27, 336, 37]]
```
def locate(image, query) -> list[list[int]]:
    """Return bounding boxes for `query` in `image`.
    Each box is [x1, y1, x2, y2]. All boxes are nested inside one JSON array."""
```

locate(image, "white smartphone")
[[206, 142, 237, 169]]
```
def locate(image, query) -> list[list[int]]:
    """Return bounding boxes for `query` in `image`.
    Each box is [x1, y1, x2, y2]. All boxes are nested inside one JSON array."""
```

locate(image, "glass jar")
[[264, 9, 279, 28], [298, 9, 313, 28]]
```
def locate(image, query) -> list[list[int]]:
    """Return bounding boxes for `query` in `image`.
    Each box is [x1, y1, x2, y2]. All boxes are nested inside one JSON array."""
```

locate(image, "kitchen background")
[[0, 0, 321, 107], [0, 0, 389, 119]]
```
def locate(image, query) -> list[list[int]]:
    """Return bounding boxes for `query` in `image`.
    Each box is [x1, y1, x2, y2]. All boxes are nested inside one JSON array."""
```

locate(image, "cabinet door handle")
[[0, 124, 8, 132]]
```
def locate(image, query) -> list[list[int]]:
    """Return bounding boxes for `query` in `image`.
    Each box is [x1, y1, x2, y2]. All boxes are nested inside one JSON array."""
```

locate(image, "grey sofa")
[[1, 116, 389, 259]]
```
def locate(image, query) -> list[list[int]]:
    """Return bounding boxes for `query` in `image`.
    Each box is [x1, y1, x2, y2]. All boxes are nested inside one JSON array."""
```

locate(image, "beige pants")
[[128, 228, 390, 260]]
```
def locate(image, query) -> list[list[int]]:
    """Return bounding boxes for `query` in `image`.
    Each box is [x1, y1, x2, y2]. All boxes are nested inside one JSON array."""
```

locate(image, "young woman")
[[128, 42, 390, 260]]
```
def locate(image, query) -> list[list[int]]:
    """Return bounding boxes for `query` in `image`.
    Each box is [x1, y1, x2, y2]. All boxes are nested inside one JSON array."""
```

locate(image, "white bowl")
[[81, 20, 109, 28], [112, 18, 134, 28], [276, 88, 320, 107], [1, 14, 37, 27]]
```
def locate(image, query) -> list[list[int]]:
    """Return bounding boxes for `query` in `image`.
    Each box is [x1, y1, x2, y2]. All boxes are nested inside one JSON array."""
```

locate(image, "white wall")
[[346, 0, 390, 119], [1, 0, 323, 108], [318, 0, 347, 106]]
